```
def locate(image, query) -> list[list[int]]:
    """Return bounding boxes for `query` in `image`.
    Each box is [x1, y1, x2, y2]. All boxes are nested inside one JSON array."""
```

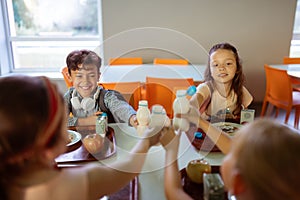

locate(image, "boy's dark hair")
[[66, 49, 102, 75]]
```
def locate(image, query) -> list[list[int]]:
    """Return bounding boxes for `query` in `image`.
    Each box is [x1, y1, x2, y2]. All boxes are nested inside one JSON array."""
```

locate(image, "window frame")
[[0, 0, 103, 75]]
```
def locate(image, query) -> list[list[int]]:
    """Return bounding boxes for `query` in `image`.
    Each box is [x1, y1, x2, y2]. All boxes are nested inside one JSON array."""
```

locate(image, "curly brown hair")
[[204, 42, 245, 115], [66, 49, 102, 75]]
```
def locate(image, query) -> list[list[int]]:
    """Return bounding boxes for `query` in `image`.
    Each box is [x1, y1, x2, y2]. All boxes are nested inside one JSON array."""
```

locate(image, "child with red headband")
[[0, 75, 160, 199]]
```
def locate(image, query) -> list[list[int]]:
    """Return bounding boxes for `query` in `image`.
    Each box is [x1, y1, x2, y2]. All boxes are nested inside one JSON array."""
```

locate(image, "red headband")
[[36, 76, 63, 148], [3, 76, 64, 164]]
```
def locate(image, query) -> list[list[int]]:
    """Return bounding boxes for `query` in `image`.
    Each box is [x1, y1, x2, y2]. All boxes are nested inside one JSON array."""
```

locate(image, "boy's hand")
[[142, 126, 162, 146], [129, 115, 138, 128], [160, 126, 180, 151]]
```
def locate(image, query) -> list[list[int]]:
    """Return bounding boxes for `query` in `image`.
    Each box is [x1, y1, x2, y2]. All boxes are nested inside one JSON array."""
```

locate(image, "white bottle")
[[136, 100, 151, 136], [162, 108, 171, 127], [96, 112, 108, 138], [136, 100, 151, 126], [173, 90, 190, 132], [173, 90, 190, 114], [173, 117, 190, 132], [148, 104, 165, 129]]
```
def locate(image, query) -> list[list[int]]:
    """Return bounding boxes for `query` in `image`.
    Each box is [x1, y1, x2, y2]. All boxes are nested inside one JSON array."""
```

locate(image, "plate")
[[56, 126, 116, 164], [67, 130, 82, 146], [212, 122, 241, 137]]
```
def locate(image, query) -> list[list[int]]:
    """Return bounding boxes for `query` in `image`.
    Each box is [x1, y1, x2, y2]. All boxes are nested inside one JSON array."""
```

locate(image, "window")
[[1, 0, 102, 73], [291, 0, 300, 57]]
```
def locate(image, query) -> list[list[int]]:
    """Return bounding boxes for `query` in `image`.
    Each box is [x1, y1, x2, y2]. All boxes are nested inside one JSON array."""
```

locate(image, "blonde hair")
[[233, 118, 300, 200]]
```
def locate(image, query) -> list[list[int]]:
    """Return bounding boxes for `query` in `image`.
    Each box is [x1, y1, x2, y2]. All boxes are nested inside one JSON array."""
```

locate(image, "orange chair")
[[145, 77, 194, 118], [283, 56, 300, 91], [61, 66, 73, 88], [153, 58, 189, 65], [283, 56, 300, 64], [99, 81, 142, 110], [261, 64, 300, 128], [109, 57, 143, 65]]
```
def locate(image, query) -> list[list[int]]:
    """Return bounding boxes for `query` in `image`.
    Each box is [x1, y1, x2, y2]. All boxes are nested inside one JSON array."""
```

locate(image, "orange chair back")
[[99, 81, 142, 110], [264, 64, 293, 106], [145, 77, 194, 118], [261, 64, 297, 126], [153, 58, 189, 65], [61, 66, 73, 88], [283, 57, 300, 85], [283, 56, 300, 64], [261, 64, 300, 128], [109, 57, 143, 65]]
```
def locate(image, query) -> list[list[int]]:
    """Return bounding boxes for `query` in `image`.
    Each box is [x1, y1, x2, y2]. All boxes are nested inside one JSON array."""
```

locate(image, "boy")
[[63, 49, 137, 127]]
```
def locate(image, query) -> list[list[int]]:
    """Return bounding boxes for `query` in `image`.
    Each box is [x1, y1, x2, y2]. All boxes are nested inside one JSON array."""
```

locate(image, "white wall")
[[100, 0, 297, 102]]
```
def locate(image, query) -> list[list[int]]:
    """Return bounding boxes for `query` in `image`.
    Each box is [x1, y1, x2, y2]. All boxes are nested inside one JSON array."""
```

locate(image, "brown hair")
[[204, 43, 245, 115], [233, 119, 300, 199], [0, 76, 65, 199], [66, 49, 102, 75]]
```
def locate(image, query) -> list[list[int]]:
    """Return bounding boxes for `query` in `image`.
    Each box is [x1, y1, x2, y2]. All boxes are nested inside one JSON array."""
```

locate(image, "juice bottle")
[[136, 100, 150, 136], [172, 90, 190, 132], [149, 104, 165, 128]]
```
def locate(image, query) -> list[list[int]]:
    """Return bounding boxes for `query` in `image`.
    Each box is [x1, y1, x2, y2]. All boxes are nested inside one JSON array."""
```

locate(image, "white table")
[[100, 123, 225, 200], [269, 64, 300, 79], [99, 64, 206, 83]]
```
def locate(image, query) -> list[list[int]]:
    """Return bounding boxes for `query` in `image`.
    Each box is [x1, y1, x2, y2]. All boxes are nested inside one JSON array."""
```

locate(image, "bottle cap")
[[101, 112, 107, 117], [186, 85, 197, 96], [176, 90, 187, 97], [138, 100, 148, 107], [151, 104, 163, 114], [194, 132, 203, 139], [162, 108, 167, 115]]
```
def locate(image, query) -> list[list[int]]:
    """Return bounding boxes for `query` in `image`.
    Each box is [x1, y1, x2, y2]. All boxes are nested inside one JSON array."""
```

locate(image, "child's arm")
[[160, 127, 193, 200], [197, 116, 232, 154], [189, 92, 204, 110], [76, 115, 98, 126], [83, 127, 161, 199], [189, 83, 211, 111], [104, 91, 137, 125], [177, 106, 232, 154]]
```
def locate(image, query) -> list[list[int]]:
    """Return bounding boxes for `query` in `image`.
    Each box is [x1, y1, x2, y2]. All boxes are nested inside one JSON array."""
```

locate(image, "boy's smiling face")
[[70, 64, 100, 98]]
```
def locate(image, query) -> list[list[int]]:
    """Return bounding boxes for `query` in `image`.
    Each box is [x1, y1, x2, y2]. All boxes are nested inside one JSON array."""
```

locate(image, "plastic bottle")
[[162, 108, 171, 127], [172, 90, 190, 132], [136, 100, 151, 136], [96, 112, 108, 137], [192, 131, 203, 150], [136, 100, 151, 126], [186, 85, 197, 96], [173, 117, 190, 132], [101, 112, 108, 132], [148, 104, 165, 128], [173, 90, 190, 114]]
